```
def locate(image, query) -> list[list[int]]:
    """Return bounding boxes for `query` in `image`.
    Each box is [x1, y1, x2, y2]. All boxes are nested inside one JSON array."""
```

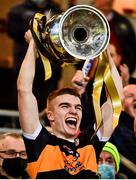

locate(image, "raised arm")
[[17, 30, 39, 134], [72, 50, 123, 140], [99, 49, 123, 139]]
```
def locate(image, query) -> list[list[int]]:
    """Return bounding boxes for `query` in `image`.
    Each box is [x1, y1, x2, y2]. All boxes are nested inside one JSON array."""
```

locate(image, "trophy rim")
[[59, 4, 110, 60]]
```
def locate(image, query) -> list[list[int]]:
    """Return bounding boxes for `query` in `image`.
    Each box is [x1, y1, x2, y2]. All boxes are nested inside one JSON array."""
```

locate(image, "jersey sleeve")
[[23, 124, 51, 163]]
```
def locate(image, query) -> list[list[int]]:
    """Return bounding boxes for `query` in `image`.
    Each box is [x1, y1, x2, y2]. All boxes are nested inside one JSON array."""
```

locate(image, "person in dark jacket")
[[6, 0, 52, 66], [110, 84, 136, 178], [94, 0, 136, 75], [0, 132, 28, 179], [109, 43, 136, 86], [6, 0, 65, 111]]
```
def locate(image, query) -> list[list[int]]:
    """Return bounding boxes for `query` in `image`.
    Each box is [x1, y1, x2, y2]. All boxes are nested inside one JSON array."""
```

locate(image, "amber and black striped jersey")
[[23, 124, 105, 179]]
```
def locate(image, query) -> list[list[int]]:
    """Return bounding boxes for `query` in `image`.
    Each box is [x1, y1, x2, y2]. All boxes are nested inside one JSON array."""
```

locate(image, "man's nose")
[[16, 152, 20, 157], [101, 160, 107, 164], [69, 106, 77, 114]]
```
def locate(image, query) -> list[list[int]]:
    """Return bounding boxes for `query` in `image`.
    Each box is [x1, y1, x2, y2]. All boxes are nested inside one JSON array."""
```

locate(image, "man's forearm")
[[17, 39, 36, 92], [17, 31, 40, 134]]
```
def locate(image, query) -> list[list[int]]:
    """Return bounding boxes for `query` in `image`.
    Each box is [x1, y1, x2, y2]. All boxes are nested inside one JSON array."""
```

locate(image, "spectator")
[[0, 132, 28, 179], [110, 84, 136, 178], [98, 142, 127, 179], [6, 0, 68, 111], [6, 0, 66, 66], [109, 43, 136, 86], [94, 0, 136, 75], [16, 30, 122, 178]]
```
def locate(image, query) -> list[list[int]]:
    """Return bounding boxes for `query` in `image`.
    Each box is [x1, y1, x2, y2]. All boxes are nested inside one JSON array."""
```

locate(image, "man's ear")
[[46, 109, 54, 122]]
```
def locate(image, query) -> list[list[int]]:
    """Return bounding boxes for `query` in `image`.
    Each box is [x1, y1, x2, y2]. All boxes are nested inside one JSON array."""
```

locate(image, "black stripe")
[[36, 169, 99, 179]]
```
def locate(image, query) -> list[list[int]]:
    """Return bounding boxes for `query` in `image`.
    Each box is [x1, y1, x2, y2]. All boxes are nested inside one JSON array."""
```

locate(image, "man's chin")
[[65, 128, 78, 139]]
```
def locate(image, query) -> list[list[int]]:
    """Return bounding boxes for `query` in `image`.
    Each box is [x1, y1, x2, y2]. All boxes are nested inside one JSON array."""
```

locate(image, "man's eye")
[[6, 151, 16, 155], [76, 106, 82, 111], [107, 160, 114, 164], [127, 95, 132, 98], [61, 105, 68, 108], [126, 94, 134, 99], [21, 152, 27, 156]]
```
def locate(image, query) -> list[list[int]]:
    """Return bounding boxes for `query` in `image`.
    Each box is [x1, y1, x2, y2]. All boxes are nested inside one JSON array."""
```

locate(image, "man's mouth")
[[65, 117, 77, 129]]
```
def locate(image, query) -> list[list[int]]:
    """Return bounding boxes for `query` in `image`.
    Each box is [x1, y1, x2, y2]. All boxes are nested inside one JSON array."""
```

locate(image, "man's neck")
[[52, 131, 75, 143]]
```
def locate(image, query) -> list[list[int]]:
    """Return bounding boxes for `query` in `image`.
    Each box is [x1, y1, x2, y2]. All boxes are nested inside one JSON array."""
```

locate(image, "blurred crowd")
[[0, 0, 136, 178]]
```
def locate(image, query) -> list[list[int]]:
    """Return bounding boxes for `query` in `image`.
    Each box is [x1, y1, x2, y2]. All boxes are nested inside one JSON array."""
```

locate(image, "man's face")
[[47, 94, 82, 141], [123, 85, 136, 117], [0, 136, 27, 167], [109, 44, 122, 67], [99, 151, 116, 172]]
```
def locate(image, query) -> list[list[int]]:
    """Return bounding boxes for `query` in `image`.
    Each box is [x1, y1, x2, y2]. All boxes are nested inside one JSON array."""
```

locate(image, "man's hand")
[[24, 29, 34, 44], [119, 63, 130, 87], [72, 70, 90, 95]]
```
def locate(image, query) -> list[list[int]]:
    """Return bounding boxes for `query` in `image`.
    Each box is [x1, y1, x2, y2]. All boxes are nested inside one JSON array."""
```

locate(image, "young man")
[[0, 132, 28, 179], [17, 30, 122, 178]]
